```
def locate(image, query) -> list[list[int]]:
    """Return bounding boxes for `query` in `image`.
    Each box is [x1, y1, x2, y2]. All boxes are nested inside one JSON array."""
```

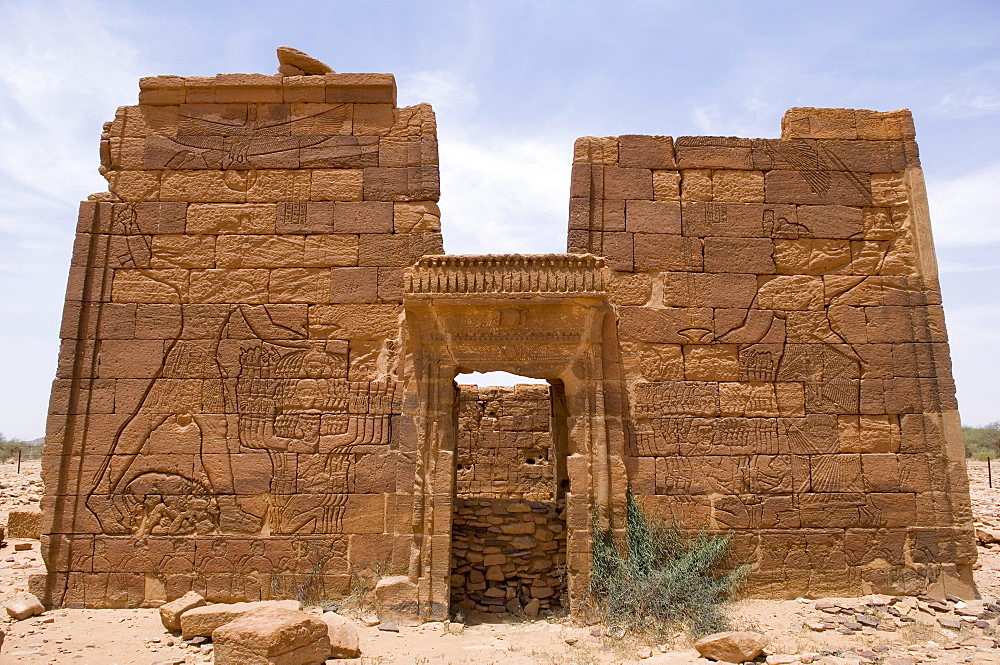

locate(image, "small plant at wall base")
[[590, 488, 747, 637]]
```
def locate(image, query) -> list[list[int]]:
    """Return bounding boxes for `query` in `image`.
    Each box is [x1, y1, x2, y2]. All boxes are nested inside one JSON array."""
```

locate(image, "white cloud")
[[399, 69, 479, 116], [439, 135, 571, 255], [945, 304, 1000, 427], [0, 1, 148, 438], [688, 97, 779, 139], [400, 68, 573, 256], [926, 163, 1000, 246], [936, 92, 1000, 118]]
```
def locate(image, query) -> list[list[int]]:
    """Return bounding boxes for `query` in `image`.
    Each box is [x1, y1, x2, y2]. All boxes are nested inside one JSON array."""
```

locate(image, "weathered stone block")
[[180, 600, 302, 638], [7, 508, 43, 539], [159, 591, 206, 632], [212, 607, 330, 665]]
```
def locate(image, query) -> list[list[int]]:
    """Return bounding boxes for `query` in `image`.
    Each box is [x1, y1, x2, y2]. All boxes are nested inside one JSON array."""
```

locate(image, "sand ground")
[[3, 458, 1000, 664]]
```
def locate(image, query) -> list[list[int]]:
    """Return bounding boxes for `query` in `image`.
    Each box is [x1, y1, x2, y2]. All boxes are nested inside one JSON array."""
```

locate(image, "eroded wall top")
[[568, 106, 975, 599]]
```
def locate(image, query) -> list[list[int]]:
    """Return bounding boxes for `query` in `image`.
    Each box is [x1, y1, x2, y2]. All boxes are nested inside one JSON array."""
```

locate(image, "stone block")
[[573, 136, 618, 165], [5, 593, 44, 621], [782, 107, 859, 139], [324, 73, 396, 104], [7, 507, 42, 539], [357, 233, 442, 267], [593, 231, 633, 271], [212, 607, 331, 665], [618, 135, 676, 168], [703, 237, 774, 274], [694, 631, 766, 663], [159, 591, 206, 632], [624, 200, 681, 233], [652, 170, 681, 201], [334, 201, 393, 233], [180, 599, 302, 638], [855, 109, 916, 140], [683, 345, 739, 381], [674, 137, 754, 169], [374, 576, 418, 624], [310, 169, 363, 201], [765, 170, 872, 206], [681, 169, 713, 201], [661, 272, 757, 309], [632, 233, 702, 272], [712, 169, 765, 202], [393, 201, 441, 233], [362, 166, 440, 201], [603, 166, 653, 200], [320, 612, 361, 658]]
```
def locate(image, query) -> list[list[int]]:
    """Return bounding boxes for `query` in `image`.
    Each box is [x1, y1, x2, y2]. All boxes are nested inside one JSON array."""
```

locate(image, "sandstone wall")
[[568, 108, 976, 598], [39, 72, 441, 607], [456, 384, 555, 501], [41, 71, 977, 613]]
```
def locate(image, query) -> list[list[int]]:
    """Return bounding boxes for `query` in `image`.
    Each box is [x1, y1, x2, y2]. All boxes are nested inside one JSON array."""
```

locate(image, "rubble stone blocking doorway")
[[402, 254, 627, 620], [450, 384, 568, 618]]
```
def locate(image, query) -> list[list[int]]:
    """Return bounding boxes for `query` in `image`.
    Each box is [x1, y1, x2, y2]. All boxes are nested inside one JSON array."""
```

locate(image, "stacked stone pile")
[[450, 497, 566, 617], [799, 594, 1000, 638]]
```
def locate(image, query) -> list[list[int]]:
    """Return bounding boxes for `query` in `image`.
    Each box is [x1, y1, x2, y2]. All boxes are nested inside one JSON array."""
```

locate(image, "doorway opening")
[[449, 374, 569, 620]]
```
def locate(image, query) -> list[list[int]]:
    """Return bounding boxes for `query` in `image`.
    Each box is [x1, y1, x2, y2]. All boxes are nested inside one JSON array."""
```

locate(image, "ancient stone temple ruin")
[[37, 56, 977, 619]]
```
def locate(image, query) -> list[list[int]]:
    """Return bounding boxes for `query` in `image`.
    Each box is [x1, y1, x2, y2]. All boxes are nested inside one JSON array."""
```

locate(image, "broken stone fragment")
[[212, 606, 331, 665], [766, 655, 799, 665], [6, 507, 42, 539], [374, 576, 419, 625], [937, 615, 962, 630], [319, 612, 360, 659], [276, 46, 333, 75], [180, 599, 301, 638], [159, 591, 206, 632], [694, 631, 767, 663], [4, 592, 44, 620]]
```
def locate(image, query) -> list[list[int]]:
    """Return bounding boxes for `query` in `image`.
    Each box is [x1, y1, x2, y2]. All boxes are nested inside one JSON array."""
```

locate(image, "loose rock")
[[159, 591, 206, 632], [4, 592, 44, 620], [276, 46, 333, 75], [694, 631, 767, 663], [937, 616, 962, 630], [212, 606, 331, 665], [6, 507, 42, 538], [320, 612, 360, 658], [180, 599, 301, 638]]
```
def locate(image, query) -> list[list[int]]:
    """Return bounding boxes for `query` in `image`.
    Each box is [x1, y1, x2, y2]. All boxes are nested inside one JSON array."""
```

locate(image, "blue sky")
[[1, 0, 998, 438]]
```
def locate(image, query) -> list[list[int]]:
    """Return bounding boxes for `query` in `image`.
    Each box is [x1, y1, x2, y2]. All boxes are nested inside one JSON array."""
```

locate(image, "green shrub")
[[965, 423, 1000, 460], [590, 488, 747, 637]]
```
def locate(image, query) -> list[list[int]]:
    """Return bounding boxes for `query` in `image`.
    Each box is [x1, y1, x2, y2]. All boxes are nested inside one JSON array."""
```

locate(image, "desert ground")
[[3, 458, 1000, 664]]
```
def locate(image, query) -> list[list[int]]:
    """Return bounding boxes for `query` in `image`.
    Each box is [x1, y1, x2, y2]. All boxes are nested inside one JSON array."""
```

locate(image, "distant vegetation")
[[0, 434, 43, 463], [964, 422, 1000, 459]]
